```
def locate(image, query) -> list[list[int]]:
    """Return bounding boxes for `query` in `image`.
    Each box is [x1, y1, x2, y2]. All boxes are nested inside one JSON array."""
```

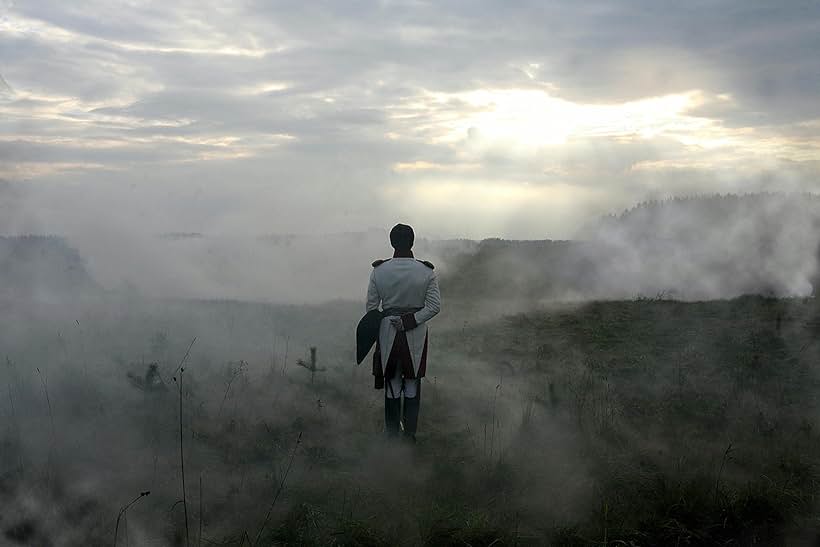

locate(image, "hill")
[[441, 193, 820, 301], [1, 291, 819, 544]]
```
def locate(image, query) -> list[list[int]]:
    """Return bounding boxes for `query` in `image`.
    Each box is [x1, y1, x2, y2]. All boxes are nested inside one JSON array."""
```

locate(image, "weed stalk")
[[173, 337, 196, 547], [252, 431, 302, 546], [113, 491, 150, 547], [199, 473, 203, 547], [281, 336, 290, 376], [713, 442, 734, 504]]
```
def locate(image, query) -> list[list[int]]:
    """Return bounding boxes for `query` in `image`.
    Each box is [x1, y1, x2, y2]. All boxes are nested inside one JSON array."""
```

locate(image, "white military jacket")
[[366, 257, 441, 377]]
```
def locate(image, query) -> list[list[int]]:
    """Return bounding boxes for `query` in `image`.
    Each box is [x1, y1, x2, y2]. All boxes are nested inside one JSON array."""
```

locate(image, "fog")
[[5, 183, 820, 306], [3, 0, 820, 543], [0, 278, 593, 544], [2, 192, 820, 544]]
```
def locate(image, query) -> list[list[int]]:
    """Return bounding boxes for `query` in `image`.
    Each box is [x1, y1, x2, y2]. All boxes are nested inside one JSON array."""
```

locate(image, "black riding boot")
[[385, 396, 401, 437], [402, 389, 421, 442]]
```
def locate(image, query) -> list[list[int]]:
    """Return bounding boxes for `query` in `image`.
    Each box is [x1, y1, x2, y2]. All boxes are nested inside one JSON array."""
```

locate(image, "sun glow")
[[426, 88, 708, 148], [385, 179, 598, 215], [384, 179, 604, 239], [386, 86, 818, 174]]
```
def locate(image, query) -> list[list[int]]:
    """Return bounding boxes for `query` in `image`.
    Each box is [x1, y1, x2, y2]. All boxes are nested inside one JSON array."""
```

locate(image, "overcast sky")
[[2, 0, 819, 240]]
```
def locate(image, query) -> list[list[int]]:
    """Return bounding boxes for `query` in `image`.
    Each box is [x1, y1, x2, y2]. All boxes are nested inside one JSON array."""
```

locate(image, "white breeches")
[[385, 367, 419, 399]]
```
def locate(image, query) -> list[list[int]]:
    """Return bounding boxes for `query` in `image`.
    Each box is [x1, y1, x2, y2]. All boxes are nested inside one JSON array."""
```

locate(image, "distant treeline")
[[589, 192, 820, 237], [443, 193, 820, 300], [0, 235, 96, 298]]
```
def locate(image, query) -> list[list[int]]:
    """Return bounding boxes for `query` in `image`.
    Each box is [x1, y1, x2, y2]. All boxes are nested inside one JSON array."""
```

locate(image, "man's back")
[[367, 258, 436, 313]]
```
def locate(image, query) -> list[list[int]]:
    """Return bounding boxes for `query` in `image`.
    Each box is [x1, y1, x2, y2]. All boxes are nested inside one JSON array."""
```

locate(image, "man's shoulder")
[[371, 257, 434, 270]]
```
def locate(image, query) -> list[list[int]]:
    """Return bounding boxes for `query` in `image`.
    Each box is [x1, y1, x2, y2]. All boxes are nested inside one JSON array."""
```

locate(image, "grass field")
[[1, 293, 820, 545]]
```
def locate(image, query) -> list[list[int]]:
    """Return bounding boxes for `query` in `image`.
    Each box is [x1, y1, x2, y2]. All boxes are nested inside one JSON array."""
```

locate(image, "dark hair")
[[389, 223, 414, 250]]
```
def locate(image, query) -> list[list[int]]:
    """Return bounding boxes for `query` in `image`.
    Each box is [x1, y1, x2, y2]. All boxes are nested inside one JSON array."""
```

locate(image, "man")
[[365, 223, 441, 442]]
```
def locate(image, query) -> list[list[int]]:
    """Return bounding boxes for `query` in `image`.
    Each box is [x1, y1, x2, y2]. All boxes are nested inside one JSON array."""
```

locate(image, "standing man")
[[365, 224, 441, 442]]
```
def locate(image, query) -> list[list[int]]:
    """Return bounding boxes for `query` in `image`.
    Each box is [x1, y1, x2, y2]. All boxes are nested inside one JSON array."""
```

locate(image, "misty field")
[[2, 293, 820, 546]]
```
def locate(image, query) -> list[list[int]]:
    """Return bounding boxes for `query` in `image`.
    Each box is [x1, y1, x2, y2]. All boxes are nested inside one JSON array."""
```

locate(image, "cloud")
[[0, 0, 819, 247]]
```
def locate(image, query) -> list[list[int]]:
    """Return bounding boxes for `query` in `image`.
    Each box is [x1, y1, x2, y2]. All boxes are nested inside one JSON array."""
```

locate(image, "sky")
[[1, 0, 820, 240]]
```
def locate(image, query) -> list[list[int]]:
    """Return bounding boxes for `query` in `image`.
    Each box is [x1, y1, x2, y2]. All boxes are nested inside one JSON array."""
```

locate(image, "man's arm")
[[401, 273, 441, 330], [366, 270, 381, 312]]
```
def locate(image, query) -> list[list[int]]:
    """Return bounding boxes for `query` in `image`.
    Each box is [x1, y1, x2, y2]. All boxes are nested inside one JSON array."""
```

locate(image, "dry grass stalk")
[[252, 431, 302, 546], [198, 473, 203, 547], [173, 337, 196, 547], [218, 361, 247, 418], [113, 490, 150, 547], [281, 336, 290, 376]]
